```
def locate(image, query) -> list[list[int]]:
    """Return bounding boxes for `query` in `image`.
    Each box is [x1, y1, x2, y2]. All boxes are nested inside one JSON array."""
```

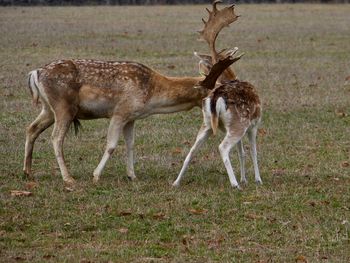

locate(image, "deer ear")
[[194, 51, 212, 62], [198, 60, 211, 77]]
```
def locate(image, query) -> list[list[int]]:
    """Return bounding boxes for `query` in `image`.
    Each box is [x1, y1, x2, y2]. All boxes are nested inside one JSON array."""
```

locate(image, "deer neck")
[[147, 74, 206, 114]]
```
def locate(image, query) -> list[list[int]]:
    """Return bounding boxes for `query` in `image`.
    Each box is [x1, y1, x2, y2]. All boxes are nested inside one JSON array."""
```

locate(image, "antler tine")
[[212, 0, 223, 12], [199, 1, 239, 64]]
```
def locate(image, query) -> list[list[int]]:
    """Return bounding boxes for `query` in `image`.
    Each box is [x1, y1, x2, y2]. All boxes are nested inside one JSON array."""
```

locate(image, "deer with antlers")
[[23, 1, 241, 186], [172, 1, 262, 188]]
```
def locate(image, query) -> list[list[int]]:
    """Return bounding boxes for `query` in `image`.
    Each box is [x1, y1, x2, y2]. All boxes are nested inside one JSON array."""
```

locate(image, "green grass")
[[1, 4, 350, 262]]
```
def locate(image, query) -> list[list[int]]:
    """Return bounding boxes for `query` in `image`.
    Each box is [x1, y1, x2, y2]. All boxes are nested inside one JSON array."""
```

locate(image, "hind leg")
[[23, 104, 54, 176], [237, 140, 247, 184], [218, 119, 247, 189], [247, 124, 262, 185], [173, 124, 212, 187], [51, 110, 75, 185]]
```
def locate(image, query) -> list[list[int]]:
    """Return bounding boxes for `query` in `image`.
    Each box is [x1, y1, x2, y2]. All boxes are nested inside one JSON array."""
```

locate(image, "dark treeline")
[[0, 0, 348, 5]]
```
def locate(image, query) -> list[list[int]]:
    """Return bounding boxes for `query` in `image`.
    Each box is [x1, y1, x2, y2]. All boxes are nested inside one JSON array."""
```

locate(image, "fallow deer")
[[23, 1, 240, 186], [24, 55, 242, 185], [24, 59, 204, 185], [172, 1, 262, 188], [172, 49, 262, 189]]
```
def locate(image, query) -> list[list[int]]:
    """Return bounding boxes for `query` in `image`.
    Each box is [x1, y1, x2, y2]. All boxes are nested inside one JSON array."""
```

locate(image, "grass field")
[[1, 3, 350, 262]]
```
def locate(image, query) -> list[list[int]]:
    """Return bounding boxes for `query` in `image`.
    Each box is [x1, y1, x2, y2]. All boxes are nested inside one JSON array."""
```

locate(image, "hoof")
[[127, 175, 137, 181], [23, 170, 35, 180], [64, 177, 76, 187], [92, 176, 99, 184], [255, 179, 263, 185], [232, 184, 241, 190], [241, 178, 248, 185], [172, 181, 180, 187]]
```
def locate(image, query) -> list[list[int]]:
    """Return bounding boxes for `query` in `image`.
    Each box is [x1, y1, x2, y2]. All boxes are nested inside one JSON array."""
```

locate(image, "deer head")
[[196, 48, 244, 90], [198, 0, 239, 81], [195, 47, 239, 78]]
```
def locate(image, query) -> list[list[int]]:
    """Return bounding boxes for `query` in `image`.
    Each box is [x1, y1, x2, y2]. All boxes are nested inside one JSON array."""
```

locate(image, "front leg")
[[93, 116, 125, 183], [123, 121, 136, 180]]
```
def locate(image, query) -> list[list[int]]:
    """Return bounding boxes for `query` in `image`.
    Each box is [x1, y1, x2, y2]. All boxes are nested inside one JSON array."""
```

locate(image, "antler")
[[198, 48, 244, 90], [199, 0, 239, 63]]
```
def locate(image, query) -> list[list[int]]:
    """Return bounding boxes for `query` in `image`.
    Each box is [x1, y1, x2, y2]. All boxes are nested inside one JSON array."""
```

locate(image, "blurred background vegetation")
[[1, 0, 350, 6]]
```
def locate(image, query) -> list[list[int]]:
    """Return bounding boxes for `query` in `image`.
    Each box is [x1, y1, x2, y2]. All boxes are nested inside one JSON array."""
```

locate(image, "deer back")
[[209, 80, 261, 122]]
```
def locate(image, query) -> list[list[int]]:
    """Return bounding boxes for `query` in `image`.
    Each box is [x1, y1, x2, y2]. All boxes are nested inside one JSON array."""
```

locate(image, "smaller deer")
[[172, 48, 262, 189], [172, 1, 262, 188]]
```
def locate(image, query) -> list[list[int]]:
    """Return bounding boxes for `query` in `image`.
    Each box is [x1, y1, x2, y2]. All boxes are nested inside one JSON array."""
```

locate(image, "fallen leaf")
[[118, 228, 128, 234], [188, 208, 208, 215], [64, 187, 74, 192], [10, 190, 32, 197], [13, 256, 26, 261], [308, 200, 317, 207], [182, 235, 192, 245], [296, 255, 307, 263], [335, 109, 347, 118], [43, 254, 55, 259], [207, 237, 224, 250], [272, 169, 285, 177], [308, 83, 317, 88], [345, 76, 350, 81], [118, 210, 132, 216], [167, 64, 176, 69], [25, 181, 38, 189], [245, 213, 264, 220], [258, 128, 267, 137], [341, 161, 349, 168], [182, 140, 191, 146], [172, 147, 182, 154], [153, 212, 168, 220]]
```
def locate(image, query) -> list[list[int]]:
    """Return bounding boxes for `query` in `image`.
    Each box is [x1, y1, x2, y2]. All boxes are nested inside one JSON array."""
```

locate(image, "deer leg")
[[247, 125, 262, 185], [123, 120, 136, 180], [237, 140, 247, 184], [24, 105, 54, 176], [93, 116, 125, 183], [219, 133, 244, 189], [172, 124, 212, 187], [51, 114, 74, 185]]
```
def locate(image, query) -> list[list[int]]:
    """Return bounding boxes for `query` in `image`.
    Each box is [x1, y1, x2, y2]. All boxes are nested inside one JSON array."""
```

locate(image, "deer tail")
[[27, 70, 40, 106], [210, 97, 226, 136]]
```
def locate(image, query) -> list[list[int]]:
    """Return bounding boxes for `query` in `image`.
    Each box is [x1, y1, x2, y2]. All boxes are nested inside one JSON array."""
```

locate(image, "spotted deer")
[[172, 2, 262, 188], [23, 1, 240, 186]]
